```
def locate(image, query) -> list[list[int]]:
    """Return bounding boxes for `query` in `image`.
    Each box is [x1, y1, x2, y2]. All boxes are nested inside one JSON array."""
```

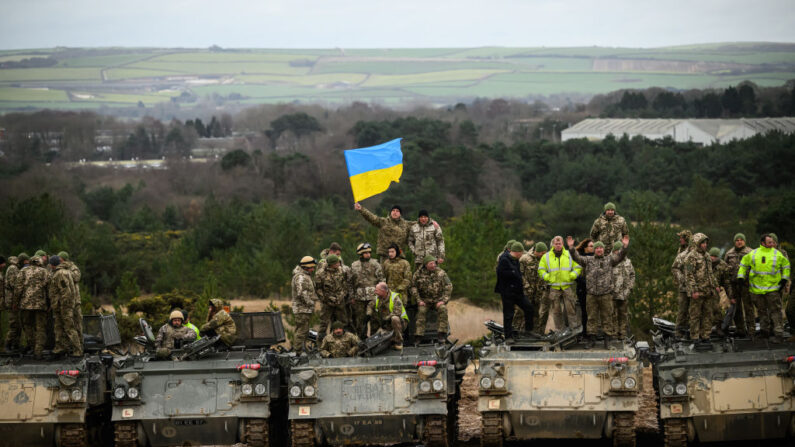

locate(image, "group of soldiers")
[[292, 204, 450, 356], [152, 298, 239, 358], [1, 251, 83, 359]]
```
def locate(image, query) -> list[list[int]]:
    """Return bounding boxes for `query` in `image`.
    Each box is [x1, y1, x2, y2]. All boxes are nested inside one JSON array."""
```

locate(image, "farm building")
[[561, 118, 795, 144]]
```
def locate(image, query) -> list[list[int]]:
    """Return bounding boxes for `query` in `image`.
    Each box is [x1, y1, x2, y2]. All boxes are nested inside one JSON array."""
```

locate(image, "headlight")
[[289, 385, 302, 398], [480, 377, 492, 389], [662, 383, 674, 396], [419, 381, 432, 393], [610, 378, 623, 389], [114, 387, 126, 400], [624, 377, 636, 389], [255, 383, 267, 395], [493, 377, 505, 389], [126, 388, 138, 399], [71, 389, 83, 401], [303, 385, 315, 397], [241, 384, 253, 395], [675, 383, 687, 395], [58, 390, 70, 402], [432, 379, 444, 392]]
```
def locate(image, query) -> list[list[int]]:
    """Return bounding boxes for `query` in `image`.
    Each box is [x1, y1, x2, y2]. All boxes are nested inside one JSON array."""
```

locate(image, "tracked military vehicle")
[[111, 311, 288, 447], [650, 317, 795, 446], [287, 329, 473, 447], [477, 321, 648, 447], [0, 314, 121, 447]]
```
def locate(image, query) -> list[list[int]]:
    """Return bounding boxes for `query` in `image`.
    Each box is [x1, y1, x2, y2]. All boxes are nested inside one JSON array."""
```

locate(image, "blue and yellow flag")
[[344, 138, 403, 202]]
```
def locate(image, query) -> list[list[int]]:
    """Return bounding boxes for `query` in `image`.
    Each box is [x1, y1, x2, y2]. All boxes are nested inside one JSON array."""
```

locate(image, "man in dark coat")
[[495, 241, 534, 340]]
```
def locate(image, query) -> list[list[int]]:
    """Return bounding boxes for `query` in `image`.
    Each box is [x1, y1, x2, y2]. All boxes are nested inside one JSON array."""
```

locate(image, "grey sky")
[[1, 0, 793, 50]]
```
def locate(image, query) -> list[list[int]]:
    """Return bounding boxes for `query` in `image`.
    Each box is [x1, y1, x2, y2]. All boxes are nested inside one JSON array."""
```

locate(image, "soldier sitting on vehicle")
[[155, 310, 197, 358], [412, 255, 453, 344], [200, 298, 237, 347], [368, 282, 410, 350], [319, 321, 359, 358]]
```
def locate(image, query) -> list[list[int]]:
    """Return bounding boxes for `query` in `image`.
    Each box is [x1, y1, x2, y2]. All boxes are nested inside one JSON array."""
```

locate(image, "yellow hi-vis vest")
[[538, 249, 582, 290], [184, 322, 201, 339], [738, 246, 791, 295], [374, 291, 410, 322]]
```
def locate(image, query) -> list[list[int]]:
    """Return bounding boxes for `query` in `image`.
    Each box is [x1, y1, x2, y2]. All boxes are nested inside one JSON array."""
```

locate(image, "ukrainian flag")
[[344, 138, 403, 202]]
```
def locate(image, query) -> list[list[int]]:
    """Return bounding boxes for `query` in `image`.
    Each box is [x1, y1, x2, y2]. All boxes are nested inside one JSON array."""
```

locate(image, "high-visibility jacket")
[[184, 322, 201, 339], [538, 249, 582, 290], [737, 246, 791, 295], [374, 291, 410, 322]]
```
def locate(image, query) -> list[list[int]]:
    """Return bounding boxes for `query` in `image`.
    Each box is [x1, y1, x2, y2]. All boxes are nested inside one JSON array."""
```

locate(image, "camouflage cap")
[[709, 247, 720, 257], [604, 202, 616, 211], [331, 321, 345, 330], [733, 233, 746, 241], [209, 298, 225, 308], [34, 250, 46, 258], [423, 254, 436, 264], [326, 254, 340, 265], [18, 252, 29, 261], [57, 251, 70, 260], [593, 241, 605, 249], [510, 242, 524, 252], [534, 242, 548, 252], [613, 241, 623, 252]]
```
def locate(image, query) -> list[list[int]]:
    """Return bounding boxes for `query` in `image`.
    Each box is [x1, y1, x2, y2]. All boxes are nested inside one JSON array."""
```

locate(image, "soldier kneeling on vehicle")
[[200, 298, 237, 347], [319, 321, 359, 358], [368, 282, 410, 350]]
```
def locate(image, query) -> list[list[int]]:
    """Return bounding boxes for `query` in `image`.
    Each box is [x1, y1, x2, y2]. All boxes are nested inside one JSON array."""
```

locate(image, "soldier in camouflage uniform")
[[4, 256, 21, 351], [382, 244, 414, 340], [611, 241, 636, 339], [290, 257, 316, 353], [350, 243, 384, 339], [685, 233, 721, 341], [315, 254, 351, 335], [355, 203, 413, 263], [567, 235, 629, 344], [316, 242, 350, 277], [155, 310, 197, 356], [672, 229, 694, 338], [16, 254, 49, 357], [590, 202, 629, 254], [201, 298, 237, 347], [412, 255, 453, 341], [521, 242, 549, 334], [48, 256, 83, 358], [723, 233, 754, 336], [319, 321, 359, 358], [709, 247, 731, 333], [58, 251, 83, 338], [408, 209, 445, 270], [769, 233, 794, 331]]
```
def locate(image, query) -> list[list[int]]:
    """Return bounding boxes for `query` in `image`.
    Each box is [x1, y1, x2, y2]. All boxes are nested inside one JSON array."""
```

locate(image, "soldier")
[[200, 298, 237, 347], [368, 282, 409, 350], [16, 253, 49, 358], [612, 241, 636, 339], [709, 247, 731, 334], [408, 209, 445, 269], [382, 243, 413, 339], [290, 257, 317, 353], [155, 310, 197, 356], [350, 243, 384, 339], [567, 235, 629, 346], [538, 236, 582, 332], [723, 233, 753, 336], [684, 233, 721, 342], [34, 250, 49, 269], [180, 309, 201, 339], [412, 255, 453, 343], [521, 242, 549, 334], [589, 202, 629, 253], [47, 256, 83, 358], [315, 254, 350, 335], [738, 234, 791, 342], [354, 202, 413, 264], [495, 242, 534, 340], [769, 234, 794, 331], [672, 230, 694, 338], [316, 242, 349, 276], [57, 251, 83, 340], [3, 255, 21, 352], [319, 321, 359, 358]]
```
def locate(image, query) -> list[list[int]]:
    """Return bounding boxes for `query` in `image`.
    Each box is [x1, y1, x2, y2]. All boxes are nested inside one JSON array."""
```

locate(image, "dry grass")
[[447, 299, 502, 343]]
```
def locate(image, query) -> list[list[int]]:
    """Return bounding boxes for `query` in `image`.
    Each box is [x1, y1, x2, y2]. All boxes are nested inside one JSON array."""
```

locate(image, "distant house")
[[561, 118, 795, 144]]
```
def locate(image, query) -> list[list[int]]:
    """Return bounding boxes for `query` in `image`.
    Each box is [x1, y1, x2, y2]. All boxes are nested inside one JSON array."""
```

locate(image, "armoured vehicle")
[[477, 321, 648, 447], [650, 317, 795, 446], [0, 314, 121, 447], [111, 311, 288, 447], [287, 329, 473, 447]]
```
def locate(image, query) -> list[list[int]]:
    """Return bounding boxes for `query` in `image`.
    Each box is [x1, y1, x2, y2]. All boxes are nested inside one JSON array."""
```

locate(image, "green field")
[[0, 43, 792, 111]]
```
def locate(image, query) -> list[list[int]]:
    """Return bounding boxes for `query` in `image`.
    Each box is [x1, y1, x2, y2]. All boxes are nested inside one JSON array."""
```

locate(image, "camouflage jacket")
[[201, 306, 237, 345], [16, 264, 49, 310], [590, 213, 629, 252], [315, 265, 350, 306], [383, 257, 412, 299], [48, 265, 78, 310], [351, 258, 384, 301], [519, 252, 545, 297], [3, 263, 18, 309], [685, 249, 718, 296], [156, 322, 197, 350], [408, 220, 445, 261], [723, 246, 752, 281], [319, 332, 359, 358], [711, 259, 732, 294], [316, 250, 352, 277], [291, 265, 317, 313], [612, 257, 636, 301], [62, 260, 81, 291], [358, 206, 414, 258], [569, 247, 627, 295], [672, 246, 692, 292], [411, 266, 452, 304]]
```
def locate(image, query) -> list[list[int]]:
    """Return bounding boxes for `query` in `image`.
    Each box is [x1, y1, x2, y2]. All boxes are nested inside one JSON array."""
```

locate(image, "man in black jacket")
[[495, 241, 534, 340]]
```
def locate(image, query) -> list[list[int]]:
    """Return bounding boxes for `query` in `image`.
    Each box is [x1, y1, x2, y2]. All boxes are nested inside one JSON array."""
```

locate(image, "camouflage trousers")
[[373, 315, 406, 346], [547, 287, 579, 331], [351, 300, 372, 340], [53, 301, 83, 356], [415, 300, 449, 336], [586, 293, 616, 337], [676, 290, 690, 336], [535, 289, 552, 333], [785, 288, 795, 333], [317, 302, 348, 335], [21, 310, 47, 355], [754, 291, 784, 338], [4, 310, 21, 350], [293, 312, 313, 353], [614, 299, 628, 338], [688, 292, 713, 340], [710, 293, 723, 329]]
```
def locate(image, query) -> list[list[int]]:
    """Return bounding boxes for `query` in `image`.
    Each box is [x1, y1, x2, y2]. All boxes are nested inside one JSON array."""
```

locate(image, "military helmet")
[[299, 256, 317, 268], [169, 310, 184, 321], [356, 243, 372, 255]]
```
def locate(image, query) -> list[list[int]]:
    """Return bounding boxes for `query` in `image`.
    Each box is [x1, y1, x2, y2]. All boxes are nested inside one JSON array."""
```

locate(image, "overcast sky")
[[2, 0, 793, 50]]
